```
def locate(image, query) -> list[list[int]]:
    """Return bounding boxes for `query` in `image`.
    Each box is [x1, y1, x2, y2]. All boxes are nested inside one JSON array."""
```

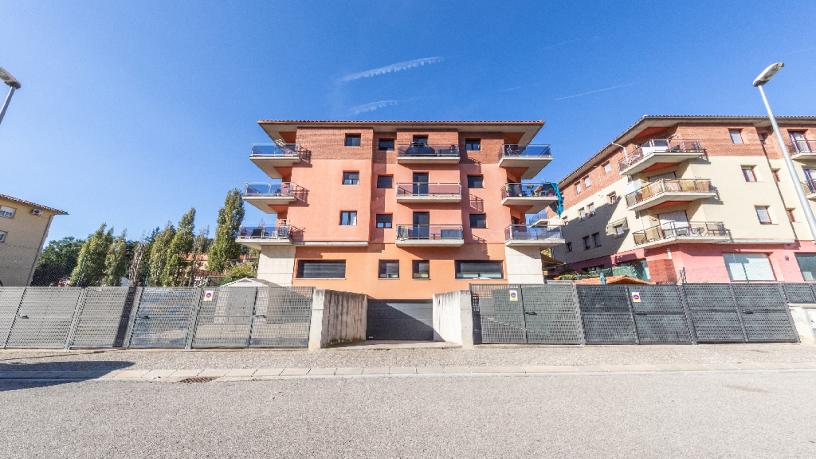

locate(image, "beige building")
[[0, 194, 67, 286]]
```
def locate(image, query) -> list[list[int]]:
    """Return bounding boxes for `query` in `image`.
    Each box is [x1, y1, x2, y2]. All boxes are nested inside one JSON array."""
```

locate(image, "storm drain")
[[177, 376, 218, 384]]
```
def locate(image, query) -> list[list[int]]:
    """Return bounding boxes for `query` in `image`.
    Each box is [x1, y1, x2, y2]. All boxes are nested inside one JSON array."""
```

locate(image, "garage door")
[[367, 300, 433, 340]]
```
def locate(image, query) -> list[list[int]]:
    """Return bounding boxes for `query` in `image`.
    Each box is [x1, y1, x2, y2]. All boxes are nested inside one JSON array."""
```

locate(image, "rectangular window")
[[455, 260, 503, 279], [729, 129, 744, 144], [412, 260, 430, 279], [342, 171, 360, 185], [607, 192, 618, 204], [377, 138, 394, 151], [296, 260, 346, 279], [575, 182, 582, 194], [344, 134, 361, 147], [0, 230, 6, 243], [586, 203, 595, 216], [578, 207, 586, 219], [412, 135, 428, 146], [755, 206, 772, 224], [376, 175, 393, 188], [467, 175, 484, 188], [465, 138, 481, 151], [378, 260, 399, 279], [592, 232, 601, 247], [583, 175, 591, 188], [340, 211, 357, 226], [724, 253, 775, 281], [566, 241, 573, 252], [742, 166, 758, 182], [603, 162, 612, 174], [583, 236, 591, 250], [469, 213, 487, 229], [613, 224, 626, 237], [0, 206, 16, 218], [375, 214, 392, 228], [796, 253, 816, 281], [787, 208, 796, 222]]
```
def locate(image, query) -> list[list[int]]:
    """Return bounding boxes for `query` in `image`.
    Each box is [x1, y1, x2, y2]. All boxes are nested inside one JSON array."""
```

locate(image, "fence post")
[[1, 287, 27, 349], [623, 285, 640, 345], [676, 284, 697, 344], [64, 287, 88, 350], [185, 288, 206, 350], [122, 287, 144, 349], [570, 282, 586, 345]]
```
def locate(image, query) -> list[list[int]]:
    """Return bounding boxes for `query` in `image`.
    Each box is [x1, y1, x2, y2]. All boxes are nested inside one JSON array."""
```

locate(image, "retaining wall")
[[308, 289, 367, 350]]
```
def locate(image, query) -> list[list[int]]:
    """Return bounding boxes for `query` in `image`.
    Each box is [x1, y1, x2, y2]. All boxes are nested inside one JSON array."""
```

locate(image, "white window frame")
[[0, 206, 15, 219], [729, 129, 744, 145]]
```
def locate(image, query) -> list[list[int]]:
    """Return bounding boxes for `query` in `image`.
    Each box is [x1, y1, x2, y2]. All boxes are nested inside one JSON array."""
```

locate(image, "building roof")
[[559, 115, 816, 186], [0, 193, 68, 215]]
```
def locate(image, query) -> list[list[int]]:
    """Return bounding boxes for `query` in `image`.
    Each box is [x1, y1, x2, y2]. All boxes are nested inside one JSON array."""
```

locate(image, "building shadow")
[[0, 360, 133, 392]]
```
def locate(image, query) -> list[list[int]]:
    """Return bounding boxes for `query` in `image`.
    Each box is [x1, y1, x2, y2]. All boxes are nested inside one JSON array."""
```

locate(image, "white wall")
[[257, 246, 296, 286]]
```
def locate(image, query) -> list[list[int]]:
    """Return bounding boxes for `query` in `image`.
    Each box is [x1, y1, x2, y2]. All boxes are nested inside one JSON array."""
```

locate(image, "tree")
[[70, 224, 114, 287], [103, 230, 129, 286], [147, 223, 175, 286], [208, 189, 245, 273], [32, 237, 84, 286], [220, 263, 257, 285], [161, 208, 196, 286], [186, 226, 210, 286]]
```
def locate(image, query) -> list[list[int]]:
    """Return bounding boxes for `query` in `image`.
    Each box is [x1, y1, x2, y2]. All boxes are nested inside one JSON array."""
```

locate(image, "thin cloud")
[[555, 83, 635, 101], [349, 99, 400, 115], [339, 57, 444, 83]]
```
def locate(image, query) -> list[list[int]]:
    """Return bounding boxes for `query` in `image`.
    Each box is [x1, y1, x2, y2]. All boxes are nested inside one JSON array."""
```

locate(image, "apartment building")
[[236, 120, 562, 338], [0, 194, 67, 286], [554, 115, 816, 284]]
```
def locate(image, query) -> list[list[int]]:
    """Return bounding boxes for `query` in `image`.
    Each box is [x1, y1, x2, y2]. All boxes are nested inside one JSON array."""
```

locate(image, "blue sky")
[[2, 0, 815, 241]]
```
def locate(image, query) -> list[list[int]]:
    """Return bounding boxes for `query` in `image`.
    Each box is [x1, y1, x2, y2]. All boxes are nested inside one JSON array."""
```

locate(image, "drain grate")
[[178, 376, 218, 384]]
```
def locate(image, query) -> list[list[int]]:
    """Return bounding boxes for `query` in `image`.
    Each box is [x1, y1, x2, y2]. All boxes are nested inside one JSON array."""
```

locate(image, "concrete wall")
[[504, 246, 544, 283], [257, 246, 296, 286], [432, 290, 473, 347], [789, 305, 816, 344], [308, 289, 367, 350]]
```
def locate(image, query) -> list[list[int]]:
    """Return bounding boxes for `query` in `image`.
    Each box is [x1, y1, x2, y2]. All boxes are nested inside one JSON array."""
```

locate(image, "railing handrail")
[[631, 221, 727, 245], [396, 181, 462, 186], [502, 182, 559, 198], [504, 224, 563, 240], [242, 182, 304, 196], [394, 224, 464, 240], [501, 144, 552, 157], [789, 139, 816, 153], [250, 143, 304, 157], [618, 139, 705, 170], [237, 224, 297, 239], [802, 180, 816, 193], [624, 178, 712, 205], [397, 144, 461, 157]]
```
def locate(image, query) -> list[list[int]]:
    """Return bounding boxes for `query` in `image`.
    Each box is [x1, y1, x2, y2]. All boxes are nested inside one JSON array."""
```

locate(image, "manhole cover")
[[178, 376, 218, 384]]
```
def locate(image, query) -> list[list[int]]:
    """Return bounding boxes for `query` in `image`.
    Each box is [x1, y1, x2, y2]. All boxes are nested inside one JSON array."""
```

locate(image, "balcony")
[[501, 183, 560, 213], [396, 183, 462, 203], [241, 182, 304, 212], [790, 139, 816, 161], [249, 144, 305, 178], [397, 143, 460, 164], [618, 139, 706, 176], [505, 224, 564, 247], [802, 181, 816, 200], [499, 144, 553, 179], [395, 224, 464, 247], [235, 223, 298, 249], [625, 179, 716, 212], [632, 221, 730, 249]]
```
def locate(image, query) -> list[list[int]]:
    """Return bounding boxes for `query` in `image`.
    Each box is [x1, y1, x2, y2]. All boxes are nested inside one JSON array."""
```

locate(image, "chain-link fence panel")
[[521, 285, 584, 344], [682, 283, 745, 342], [128, 288, 200, 348], [732, 284, 798, 343], [249, 287, 313, 348], [0, 287, 26, 348], [67, 287, 132, 348], [628, 285, 693, 344], [5, 288, 83, 348], [577, 285, 637, 344], [470, 284, 526, 344], [192, 287, 257, 348]]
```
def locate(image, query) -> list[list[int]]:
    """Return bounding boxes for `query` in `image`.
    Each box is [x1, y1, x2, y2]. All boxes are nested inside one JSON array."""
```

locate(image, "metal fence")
[[471, 283, 800, 345], [0, 285, 314, 349]]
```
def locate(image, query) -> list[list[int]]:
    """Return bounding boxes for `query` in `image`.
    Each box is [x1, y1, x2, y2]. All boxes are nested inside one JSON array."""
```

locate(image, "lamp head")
[[0, 67, 21, 89], [753, 62, 784, 87]]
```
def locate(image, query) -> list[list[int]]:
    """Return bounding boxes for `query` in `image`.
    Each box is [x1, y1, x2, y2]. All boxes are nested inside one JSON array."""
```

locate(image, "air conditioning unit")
[[30, 209, 42, 216]]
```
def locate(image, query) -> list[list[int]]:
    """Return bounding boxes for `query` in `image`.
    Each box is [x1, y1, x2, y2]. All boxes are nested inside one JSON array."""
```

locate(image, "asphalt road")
[[2, 369, 815, 457]]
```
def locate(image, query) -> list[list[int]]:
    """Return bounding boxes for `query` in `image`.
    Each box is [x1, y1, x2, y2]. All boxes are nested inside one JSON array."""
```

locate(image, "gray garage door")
[[367, 300, 433, 340]]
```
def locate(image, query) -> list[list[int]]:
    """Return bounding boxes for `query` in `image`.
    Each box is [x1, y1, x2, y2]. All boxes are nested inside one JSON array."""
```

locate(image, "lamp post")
[[0, 67, 21, 128], [753, 62, 816, 240]]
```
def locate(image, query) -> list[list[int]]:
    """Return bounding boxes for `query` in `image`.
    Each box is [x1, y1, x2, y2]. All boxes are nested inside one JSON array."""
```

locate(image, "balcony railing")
[[632, 221, 728, 246], [502, 182, 559, 199], [396, 182, 462, 197], [395, 224, 464, 241], [624, 179, 713, 207], [802, 180, 816, 195], [505, 224, 563, 242], [243, 182, 304, 197], [501, 144, 552, 158], [238, 224, 297, 241], [790, 139, 816, 154], [618, 139, 704, 171], [397, 143, 460, 158], [250, 143, 304, 158]]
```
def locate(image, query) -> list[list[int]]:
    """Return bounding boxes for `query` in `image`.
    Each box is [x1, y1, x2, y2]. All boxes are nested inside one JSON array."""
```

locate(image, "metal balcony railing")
[[395, 224, 464, 241], [397, 143, 460, 158], [505, 224, 563, 242], [502, 182, 559, 199], [802, 180, 816, 194], [632, 221, 728, 245], [242, 182, 304, 197], [396, 182, 462, 197], [250, 143, 304, 158], [618, 139, 705, 171], [501, 144, 552, 158], [624, 179, 713, 207], [238, 223, 297, 240], [790, 139, 816, 154]]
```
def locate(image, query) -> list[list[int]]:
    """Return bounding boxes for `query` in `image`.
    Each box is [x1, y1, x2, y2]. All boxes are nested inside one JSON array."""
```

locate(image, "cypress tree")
[[208, 189, 245, 273], [103, 230, 129, 286], [148, 223, 175, 286], [161, 208, 196, 286], [70, 224, 114, 287]]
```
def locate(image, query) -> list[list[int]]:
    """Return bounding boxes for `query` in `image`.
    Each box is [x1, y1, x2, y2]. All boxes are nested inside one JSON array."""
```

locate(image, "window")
[[606, 218, 628, 238], [376, 175, 393, 188], [607, 192, 618, 204], [455, 260, 503, 279], [583, 175, 592, 188], [469, 213, 487, 229], [412, 260, 430, 279], [378, 260, 399, 279], [787, 208, 796, 222], [378, 138, 394, 151], [578, 207, 586, 219], [755, 206, 772, 225], [582, 236, 591, 250], [575, 182, 582, 194], [0, 206, 15, 218], [602, 162, 612, 174], [566, 242, 573, 252], [592, 232, 601, 248], [796, 253, 816, 281], [375, 214, 392, 228], [340, 211, 357, 226], [742, 166, 758, 182], [772, 168, 781, 182], [465, 138, 481, 151], [729, 129, 744, 144], [342, 171, 360, 185], [724, 253, 775, 281], [467, 175, 484, 188], [586, 203, 595, 216], [412, 135, 428, 146], [613, 224, 626, 237], [0, 230, 6, 243], [297, 260, 346, 278], [344, 134, 361, 147]]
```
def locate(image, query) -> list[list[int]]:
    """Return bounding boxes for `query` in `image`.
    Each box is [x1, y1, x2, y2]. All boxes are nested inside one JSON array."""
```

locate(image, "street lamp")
[[0, 66, 21, 128], [753, 62, 816, 240]]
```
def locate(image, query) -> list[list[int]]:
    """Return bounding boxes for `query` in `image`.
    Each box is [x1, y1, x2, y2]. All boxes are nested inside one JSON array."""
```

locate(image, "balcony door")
[[413, 172, 429, 195], [658, 210, 689, 237], [413, 211, 430, 238], [791, 131, 811, 153]]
